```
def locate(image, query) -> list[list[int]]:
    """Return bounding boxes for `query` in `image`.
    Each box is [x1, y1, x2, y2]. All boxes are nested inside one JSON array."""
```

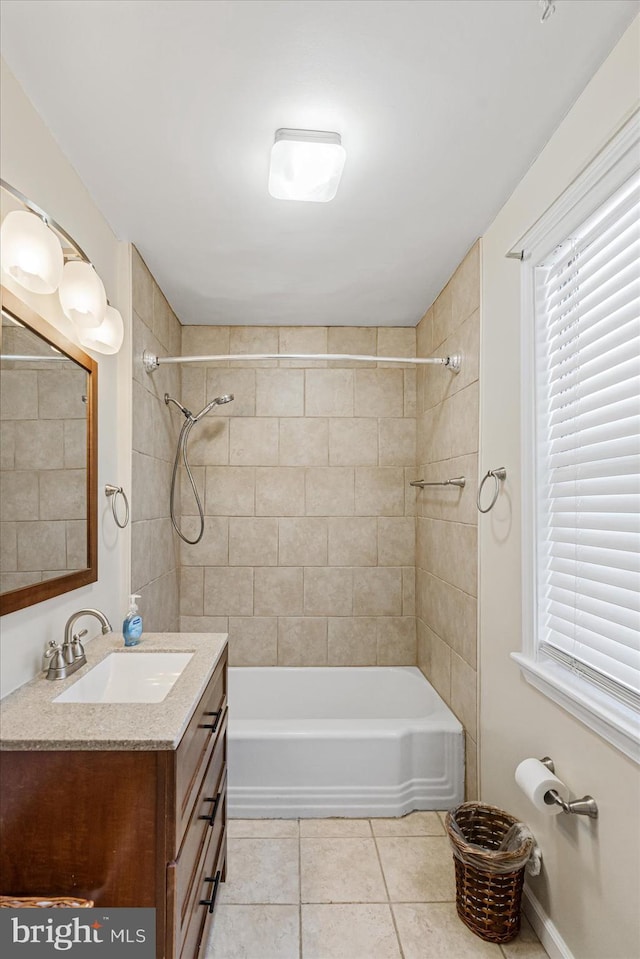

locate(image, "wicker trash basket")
[[445, 802, 535, 944], [0, 896, 94, 908]]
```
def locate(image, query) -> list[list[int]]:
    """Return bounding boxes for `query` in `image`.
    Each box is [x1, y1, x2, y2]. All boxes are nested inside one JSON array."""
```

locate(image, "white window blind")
[[534, 171, 640, 712]]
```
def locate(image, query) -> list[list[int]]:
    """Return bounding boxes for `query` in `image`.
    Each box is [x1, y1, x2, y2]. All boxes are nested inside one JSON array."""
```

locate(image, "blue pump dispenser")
[[123, 593, 143, 646]]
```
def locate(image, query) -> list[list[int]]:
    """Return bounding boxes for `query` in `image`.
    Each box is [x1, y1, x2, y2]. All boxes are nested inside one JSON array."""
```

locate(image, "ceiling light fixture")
[[268, 129, 346, 203], [0, 180, 123, 354]]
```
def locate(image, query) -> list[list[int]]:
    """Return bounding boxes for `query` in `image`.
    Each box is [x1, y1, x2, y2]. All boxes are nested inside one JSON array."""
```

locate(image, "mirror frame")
[[1, 285, 98, 615]]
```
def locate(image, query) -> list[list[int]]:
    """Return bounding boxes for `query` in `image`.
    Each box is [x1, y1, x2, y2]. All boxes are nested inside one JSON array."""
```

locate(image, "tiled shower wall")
[[415, 241, 480, 799], [130, 249, 182, 630], [177, 326, 418, 667]]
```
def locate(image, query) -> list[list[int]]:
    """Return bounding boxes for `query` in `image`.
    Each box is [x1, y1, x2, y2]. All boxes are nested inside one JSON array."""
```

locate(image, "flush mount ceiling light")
[[268, 129, 346, 203], [0, 179, 123, 353]]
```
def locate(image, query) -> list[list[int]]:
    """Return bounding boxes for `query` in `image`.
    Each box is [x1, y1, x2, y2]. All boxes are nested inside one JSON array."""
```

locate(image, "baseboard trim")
[[523, 886, 575, 959]]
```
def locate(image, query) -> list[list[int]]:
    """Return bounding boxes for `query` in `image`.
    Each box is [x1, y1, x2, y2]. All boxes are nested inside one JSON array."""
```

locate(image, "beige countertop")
[[0, 632, 228, 751]]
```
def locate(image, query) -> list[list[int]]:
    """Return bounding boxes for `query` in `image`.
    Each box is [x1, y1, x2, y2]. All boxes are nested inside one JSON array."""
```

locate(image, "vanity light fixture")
[[0, 209, 64, 294], [268, 129, 346, 202], [0, 179, 122, 354]]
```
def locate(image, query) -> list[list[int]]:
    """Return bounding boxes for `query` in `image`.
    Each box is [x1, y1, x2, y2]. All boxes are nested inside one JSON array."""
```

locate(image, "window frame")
[[513, 108, 640, 764]]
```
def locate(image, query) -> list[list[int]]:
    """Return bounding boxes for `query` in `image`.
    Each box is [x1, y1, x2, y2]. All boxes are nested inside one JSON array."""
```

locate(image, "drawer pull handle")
[[198, 791, 222, 826], [199, 709, 221, 733], [199, 870, 221, 913]]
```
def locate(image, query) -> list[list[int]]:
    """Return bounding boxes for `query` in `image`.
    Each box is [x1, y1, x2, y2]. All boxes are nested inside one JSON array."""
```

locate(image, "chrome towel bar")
[[410, 476, 466, 489]]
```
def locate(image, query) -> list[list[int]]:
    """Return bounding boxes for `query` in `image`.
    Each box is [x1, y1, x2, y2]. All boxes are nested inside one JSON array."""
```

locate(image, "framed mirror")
[[0, 285, 98, 615]]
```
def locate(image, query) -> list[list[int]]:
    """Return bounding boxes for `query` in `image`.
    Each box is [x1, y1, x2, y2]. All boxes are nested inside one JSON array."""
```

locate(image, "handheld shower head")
[[192, 393, 234, 422]]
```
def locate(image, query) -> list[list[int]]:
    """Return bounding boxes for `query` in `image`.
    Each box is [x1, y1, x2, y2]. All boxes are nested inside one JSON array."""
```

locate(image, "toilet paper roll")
[[515, 758, 570, 816]]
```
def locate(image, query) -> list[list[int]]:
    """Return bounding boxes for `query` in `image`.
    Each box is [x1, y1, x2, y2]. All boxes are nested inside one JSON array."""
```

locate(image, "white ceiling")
[[1, 0, 637, 327]]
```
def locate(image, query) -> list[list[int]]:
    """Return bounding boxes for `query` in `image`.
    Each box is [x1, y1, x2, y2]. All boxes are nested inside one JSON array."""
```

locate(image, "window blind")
[[534, 171, 640, 712]]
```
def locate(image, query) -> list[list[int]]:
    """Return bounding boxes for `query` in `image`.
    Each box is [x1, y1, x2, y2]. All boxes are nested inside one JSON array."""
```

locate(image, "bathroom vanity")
[[0, 632, 228, 959]]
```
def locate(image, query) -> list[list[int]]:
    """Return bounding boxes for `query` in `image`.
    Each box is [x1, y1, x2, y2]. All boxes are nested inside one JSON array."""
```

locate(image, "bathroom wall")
[[0, 325, 88, 589], [415, 242, 480, 799], [0, 58, 131, 698], [130, 248, 181, 631], [177, 326, 417, 667], [480, 18, 639, 959]]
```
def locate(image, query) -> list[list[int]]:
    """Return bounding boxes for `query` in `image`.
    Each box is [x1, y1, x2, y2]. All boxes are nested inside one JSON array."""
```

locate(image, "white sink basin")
[[53, 652, 193, 704]]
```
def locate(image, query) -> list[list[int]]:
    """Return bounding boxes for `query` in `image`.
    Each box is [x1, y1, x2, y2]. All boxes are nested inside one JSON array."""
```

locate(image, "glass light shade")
[[268, 129, 346, 202], [58, 260, 107, 329], [77, 305, 124, 355], [0, 210, 64, 293]]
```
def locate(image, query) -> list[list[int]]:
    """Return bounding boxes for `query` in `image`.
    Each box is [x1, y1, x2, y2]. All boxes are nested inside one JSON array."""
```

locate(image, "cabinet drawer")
[[174, 781, 227, 959], [175, 649, 227, 845]]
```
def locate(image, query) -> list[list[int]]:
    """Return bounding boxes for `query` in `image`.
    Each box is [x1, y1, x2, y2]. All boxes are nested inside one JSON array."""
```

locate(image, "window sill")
[[512, 653, 640, 765]]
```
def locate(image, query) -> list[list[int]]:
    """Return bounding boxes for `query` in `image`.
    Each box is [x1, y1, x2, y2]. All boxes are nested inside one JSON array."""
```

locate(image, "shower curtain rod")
[[143, 350, 462, 373]]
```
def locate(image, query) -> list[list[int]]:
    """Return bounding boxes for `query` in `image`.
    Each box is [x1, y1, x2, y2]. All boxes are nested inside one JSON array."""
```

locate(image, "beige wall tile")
[[447, 382, 479, 459], [304, 567, 353, 616], [153, 285, 179, 353], [328, 419, 378, 466], [451, 241, 480, 327], [179, 615, 229, 633], [328, 517, 377, 566], [417, 454, 478, 527], [305, 467, 354, 516], [230, 418, 279, 465], [63, 419, 86, 468], [0, 471, 38, 521], [66, 520, 87, 570], [355, 468, 405, 516], [187, 417, 229, 466], [354, 370, 404, 417], [451, 651, 477, 741], [180, 566, 204, 616], [138, 569, 179, 632], [17, 521, 66, 571], [229, 517, 278, 566], [205, 466, 255, 515], [279, 326, 328, 367], [417, 619, 432, 675], [206, 368, 256, 417], [37, 370, 87, 420], [416, 571, 477, 669], [39, 470, 85, 520], [377, 328, 416, 363], [254, 566, 303, 616], [378, 517, 415, 567], [305, 370, 354, 417], [432, 283, 452, 352], [180, 367, 206, 413], [228, 617, 278, 666], [327, 618, 378, 665], [277, 617, 328, 665], [279, 418, 328, 466], [376, 617, 416, 665], [378, 418, 416, 467], [279, 517, 328, 566], [1, 420, 15, 469], [256, 370, 304, 416], [402, 567, 416, 616], [255, 467, 305, 516], [14, 421, 64, 470], [353, 567, 402, 616], [132, 247, 154, 325], [131, 517, 177, 589], [229, 326, 279, 366], [181, 325, 230, 362], [429, 628, 452, 704], [327, 328, 377, 367], [418, 518, 477, 597], [416, 308, 433, 359], [404, 368, 417, 417], [204, 566, 254, 615]]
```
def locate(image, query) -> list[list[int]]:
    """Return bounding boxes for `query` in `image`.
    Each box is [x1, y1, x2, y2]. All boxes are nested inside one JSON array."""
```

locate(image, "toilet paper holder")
[[540, 758, 598, 819]]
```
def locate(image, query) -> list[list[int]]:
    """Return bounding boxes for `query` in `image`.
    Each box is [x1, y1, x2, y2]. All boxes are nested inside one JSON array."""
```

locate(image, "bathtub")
[[227, 666, 464, 818]]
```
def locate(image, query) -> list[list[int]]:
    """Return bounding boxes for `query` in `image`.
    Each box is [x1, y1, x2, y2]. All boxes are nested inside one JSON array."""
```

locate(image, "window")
[[514, 111, 640, 762]]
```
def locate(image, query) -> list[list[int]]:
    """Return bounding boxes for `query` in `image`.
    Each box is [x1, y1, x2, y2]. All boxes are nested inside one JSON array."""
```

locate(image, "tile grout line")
[[370, 823, 407, 959]]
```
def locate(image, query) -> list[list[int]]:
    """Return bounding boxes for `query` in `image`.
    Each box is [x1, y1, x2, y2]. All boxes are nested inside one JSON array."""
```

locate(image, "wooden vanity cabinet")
[[0, 648, 228, 959]]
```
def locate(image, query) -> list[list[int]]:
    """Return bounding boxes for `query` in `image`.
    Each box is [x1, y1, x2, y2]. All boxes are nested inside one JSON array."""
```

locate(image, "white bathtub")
[[227, 666, 464, 818]]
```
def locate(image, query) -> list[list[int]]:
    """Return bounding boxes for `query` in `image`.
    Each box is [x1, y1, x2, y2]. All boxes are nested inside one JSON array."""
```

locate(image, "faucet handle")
[[43, 641, 61, 672], [71, 629, 88, 662]]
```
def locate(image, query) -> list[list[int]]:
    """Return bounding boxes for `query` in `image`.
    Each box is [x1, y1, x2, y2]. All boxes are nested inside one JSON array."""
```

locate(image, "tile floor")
[[203, 813, 549, 959]]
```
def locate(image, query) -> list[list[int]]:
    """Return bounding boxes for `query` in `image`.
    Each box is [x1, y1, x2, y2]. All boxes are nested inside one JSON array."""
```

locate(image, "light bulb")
[[58, 260, 107, 329], [268, 129, 346, 202], [0, 210, 64, 294], [77, 305, 124, 355]]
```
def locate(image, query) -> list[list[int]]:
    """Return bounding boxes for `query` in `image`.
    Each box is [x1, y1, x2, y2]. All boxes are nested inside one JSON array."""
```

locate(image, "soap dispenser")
[[123, 594, 143, 647]]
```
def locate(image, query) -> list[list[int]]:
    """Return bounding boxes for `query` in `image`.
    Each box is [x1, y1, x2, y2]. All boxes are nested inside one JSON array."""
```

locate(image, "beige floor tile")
[[301, 838, 387, 903], [302, 904, 401, 959], [220, 838, 299, 904], [371, 811, 445, 837], [376, 837, 456, 901], [500, 916, 549, 958], [228, 819, 299, 838], [205, 904, 300, 959], [393, 903, 502, 958], [300, 818, 372, 838]]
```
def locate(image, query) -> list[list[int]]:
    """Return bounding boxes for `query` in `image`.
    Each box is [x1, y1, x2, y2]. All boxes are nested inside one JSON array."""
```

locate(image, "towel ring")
[[105, 484, 130, 529], [477, 467, 507, 514]]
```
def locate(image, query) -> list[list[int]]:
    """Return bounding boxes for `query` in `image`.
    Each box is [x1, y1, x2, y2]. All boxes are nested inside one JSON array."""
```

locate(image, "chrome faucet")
[[43, 608, 113, 681]]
